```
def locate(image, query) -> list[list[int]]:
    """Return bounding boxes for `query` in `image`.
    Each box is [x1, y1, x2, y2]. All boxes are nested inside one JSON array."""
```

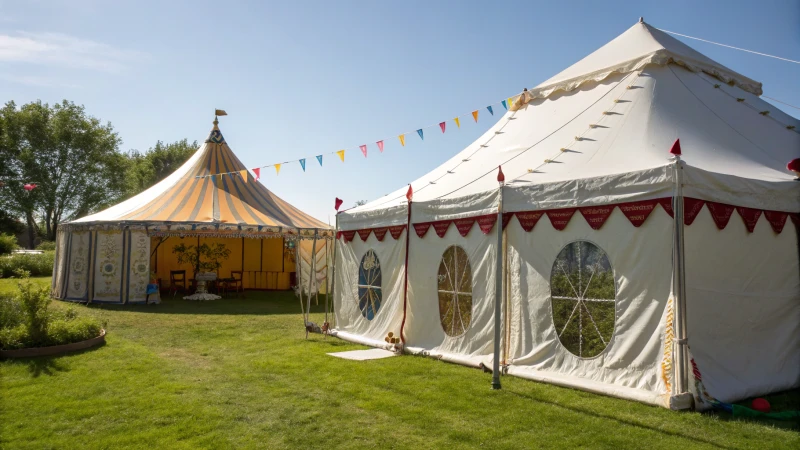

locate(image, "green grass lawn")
[[1, 277, 798, 449]]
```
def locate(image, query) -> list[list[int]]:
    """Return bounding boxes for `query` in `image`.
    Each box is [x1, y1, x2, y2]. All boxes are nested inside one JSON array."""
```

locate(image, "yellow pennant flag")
[[454, 117, 460, 128], [398, 134, 405, 146], [274, 164, 281, 175], [471, 110, 479, 123], [336, 149, 345, 162], [239, 169, 248, 182], [507, 97, 514, 108]]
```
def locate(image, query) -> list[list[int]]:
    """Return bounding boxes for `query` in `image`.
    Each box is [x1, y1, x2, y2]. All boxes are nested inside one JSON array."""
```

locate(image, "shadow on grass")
[[506, 389, 736, 449], [2, 344, 105, 378]]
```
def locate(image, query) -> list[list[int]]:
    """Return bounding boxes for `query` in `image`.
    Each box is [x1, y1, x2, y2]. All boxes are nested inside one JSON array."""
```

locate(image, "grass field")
[[1, 277, 798, 449]]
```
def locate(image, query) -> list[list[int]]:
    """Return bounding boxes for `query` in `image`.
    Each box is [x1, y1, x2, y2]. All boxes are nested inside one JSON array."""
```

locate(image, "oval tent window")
[[437, 245, 473, 337], [358, 250, 382, 320], [550, 241, 616, 358]]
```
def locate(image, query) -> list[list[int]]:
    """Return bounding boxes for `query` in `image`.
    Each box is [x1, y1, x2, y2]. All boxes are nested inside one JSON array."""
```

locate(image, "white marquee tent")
[[330, 19, 800, 409]]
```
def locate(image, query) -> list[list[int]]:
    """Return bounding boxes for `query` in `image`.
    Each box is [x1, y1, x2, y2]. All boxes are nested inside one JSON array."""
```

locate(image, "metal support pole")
[[307, 229, 318, 321], [330, 215, 339, 329], [672, 158, 689, 395], [294, 236, 305, 327], [492, 183, 505, 390]]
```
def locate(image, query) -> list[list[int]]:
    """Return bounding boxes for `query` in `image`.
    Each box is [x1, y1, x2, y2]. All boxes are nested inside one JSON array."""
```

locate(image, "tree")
[[123, 139, 198, 199], [354, 200, 368, 207], [0, 100, 126, 247]]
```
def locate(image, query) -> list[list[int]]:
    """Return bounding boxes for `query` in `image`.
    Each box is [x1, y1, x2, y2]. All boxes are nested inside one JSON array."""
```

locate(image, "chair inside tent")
[[331, 19, 800, 410], [52, 118, 332, 304]]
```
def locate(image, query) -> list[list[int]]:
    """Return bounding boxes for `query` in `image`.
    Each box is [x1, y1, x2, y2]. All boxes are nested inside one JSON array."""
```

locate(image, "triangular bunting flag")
[[360, 145, 367, 158], [454, 217, 476, 237], [373, 227, 388, 242], [439, 122, 446, 133], [398, 134, 405, 146], [471, 110, 479, 122], [316, 155, 323, 166], [252, 168, 260, 180], [501, 99, 508, 110], [705, 201, 734, 229], [389, 225, 406, 240], [417, 129, 423, 140], [618, 200, 658, 227], [487, 105, 494, 115], [336, 150, 345, 162], [736, 206, 762, 233], [684, 198, 706, 226], [357, 229, 372, 241], [764, 210, 788, 233], [546, 208, 577, 231], [477, 214, 497, 234], [432, 221, 450, 238], [299, 158, 306, 172], [579, 206, 615, 230], [515, 211, 543, 232], [239, 169, 248, 183], [274, 164, 281, 175], [454, 117, 460, 128], [507, 97, 514, 108], [413, 222, 431, 238], [377, 140, 384, 152]]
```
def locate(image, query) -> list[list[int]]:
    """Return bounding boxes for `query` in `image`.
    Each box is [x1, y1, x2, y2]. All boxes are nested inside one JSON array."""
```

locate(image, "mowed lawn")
[[1, 278, 798, 449]]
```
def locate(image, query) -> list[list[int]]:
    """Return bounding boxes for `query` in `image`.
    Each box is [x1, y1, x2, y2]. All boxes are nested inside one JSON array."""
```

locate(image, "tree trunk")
[[25, 211, 36, 249], [44, 209, 52, 240]]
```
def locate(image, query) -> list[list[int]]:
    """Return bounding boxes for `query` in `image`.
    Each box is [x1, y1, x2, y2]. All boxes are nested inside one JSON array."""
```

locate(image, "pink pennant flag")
[[252, 168, 261, 181], [439, 122, 446, 133], [360, 144, 367, 158], [376, 140, 384, 152]]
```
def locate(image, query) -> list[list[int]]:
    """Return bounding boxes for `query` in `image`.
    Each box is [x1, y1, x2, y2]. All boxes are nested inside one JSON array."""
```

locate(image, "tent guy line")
[[657, 28, 800, 64]]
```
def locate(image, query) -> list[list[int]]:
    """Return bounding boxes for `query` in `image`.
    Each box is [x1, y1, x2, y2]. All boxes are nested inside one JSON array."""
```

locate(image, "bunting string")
[[195, 92, 524, 179]]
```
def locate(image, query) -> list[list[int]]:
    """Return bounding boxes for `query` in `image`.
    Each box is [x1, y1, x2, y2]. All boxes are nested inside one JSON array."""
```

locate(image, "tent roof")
[[73, 121, 328, 229], [528, 20, 762, 100], [343, 20, 798, 228]]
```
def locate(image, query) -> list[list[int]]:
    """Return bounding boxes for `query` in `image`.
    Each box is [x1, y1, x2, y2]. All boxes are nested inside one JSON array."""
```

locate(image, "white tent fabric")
[[332, 19, 800, 409]]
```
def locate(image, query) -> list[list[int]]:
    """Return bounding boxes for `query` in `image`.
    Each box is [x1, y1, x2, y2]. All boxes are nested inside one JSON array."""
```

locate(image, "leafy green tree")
[[123, 139, 198, 199], [0, 100, 126, 247]]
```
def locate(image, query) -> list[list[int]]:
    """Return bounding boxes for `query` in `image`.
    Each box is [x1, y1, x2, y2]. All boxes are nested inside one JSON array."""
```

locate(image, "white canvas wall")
[[126, 230, 151, 303], [65, 231, 92, 301]]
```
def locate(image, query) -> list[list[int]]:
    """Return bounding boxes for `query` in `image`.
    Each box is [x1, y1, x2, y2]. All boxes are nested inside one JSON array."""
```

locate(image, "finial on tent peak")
[[497, 166, 505, 184], [214, 109, 227, 126], [787, 158, 800, 179], [639, 17, 644, 24], [669, 138, 682, 158]]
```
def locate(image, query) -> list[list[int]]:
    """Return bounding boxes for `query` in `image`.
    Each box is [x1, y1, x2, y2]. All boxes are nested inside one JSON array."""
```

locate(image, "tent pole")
[[672, 158, 689, 396], [294, 235, 305, 327], [331, 215, 339, 329], [324, 238, 330, 335], [399, 199, 412, 344], [307, 229, 318, 322], [492, 182, 505, 390]]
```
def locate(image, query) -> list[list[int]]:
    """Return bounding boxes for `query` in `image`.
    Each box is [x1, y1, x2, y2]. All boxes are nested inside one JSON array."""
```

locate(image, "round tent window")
[[437, 245, 473, 337], [358, 250, 382, 320], [550, 241, 616, 358]]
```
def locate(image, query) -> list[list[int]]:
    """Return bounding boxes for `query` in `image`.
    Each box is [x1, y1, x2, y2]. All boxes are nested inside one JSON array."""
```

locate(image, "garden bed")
[[0, 329, 105, 358]]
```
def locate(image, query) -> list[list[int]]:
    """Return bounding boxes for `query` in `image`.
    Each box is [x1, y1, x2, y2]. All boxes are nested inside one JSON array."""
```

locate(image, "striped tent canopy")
[[68, 119, 329, 237]]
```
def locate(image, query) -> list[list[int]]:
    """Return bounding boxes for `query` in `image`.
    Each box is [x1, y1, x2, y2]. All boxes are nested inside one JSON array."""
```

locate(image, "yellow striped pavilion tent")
[[53, 119, 332, 304]]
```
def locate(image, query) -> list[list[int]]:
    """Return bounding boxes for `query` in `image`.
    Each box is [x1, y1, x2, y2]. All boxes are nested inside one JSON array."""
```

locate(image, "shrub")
[[0, 251, 55, 278], [36, 241, 56, 251], [47, 317, 102, 346], [0, 233, 18, 255], [0, 292, 24, 329]]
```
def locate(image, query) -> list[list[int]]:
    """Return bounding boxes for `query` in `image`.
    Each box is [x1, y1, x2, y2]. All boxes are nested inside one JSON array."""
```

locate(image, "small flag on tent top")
[[335, 197, 343, 211], [439, 122, 446, 133], [360, 144, 367, 158], [454, 117, 460, 128], [275, 164, 281, 175], [316, 155, 323, 166], [377, 140, 384, 152], [501, 99, 508, 110], [299, 158, 306, 172], [406, 184, 413, 202], [487, 105, 494, 115], [239, 169, 248, 182], [669, 139, 682, 156], [417, 129, 423, 140], [253, 168, 260, 180], [398, 134, 405, 147], [336, 150, 345, 162], [215, 109, 227, 116], [472, 110, 479, 122], [497, 165, 505, 183]]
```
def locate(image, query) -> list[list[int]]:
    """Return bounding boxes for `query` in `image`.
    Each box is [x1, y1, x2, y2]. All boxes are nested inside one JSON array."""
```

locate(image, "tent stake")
[[492, 178, 505, 390]]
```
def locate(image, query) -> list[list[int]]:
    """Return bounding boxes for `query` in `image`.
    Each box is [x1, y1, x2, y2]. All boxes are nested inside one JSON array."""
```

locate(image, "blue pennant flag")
[[316, 155, 323, 166], [417, 129, 423, 140], [487, 105, 494, 115], [501, 100, 508, 110], [299, 158, 306, 172]]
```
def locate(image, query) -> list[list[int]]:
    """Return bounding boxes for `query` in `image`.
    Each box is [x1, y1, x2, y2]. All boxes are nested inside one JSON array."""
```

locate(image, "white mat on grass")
[[327, 349, 397, 361]]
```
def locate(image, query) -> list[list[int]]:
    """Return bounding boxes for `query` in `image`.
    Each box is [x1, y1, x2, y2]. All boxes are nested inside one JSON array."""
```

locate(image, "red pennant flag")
[[357, 229, 372, 241], [373, 227, 388, 241], [669, 139, 682, 156], [360, 145, 368, 158], [516, 211, 543, 232], [579, 206, 615, 230], [546, 208, 577, 231], [454, 217, 476, 237], [389, 225, 406, 240], [684, 198, 706, 225], [502, 212, 515, 230], [497, 166, 505, 183], [618, 200, 658, 227], [253, 168, 261, 181], [377, 140, 384, 152], [764, 210, 788, 233], [736, 206, 762, 233], [658, 197, 674, 218], [335, 197, 344, 211], [340, 230, 356, 242], [413, 222, 431, 238], [439, 122, 446, 133], [432, 221, 451, 238], [706, 201, 734, 229], [477, 214, 498, 234], [406, 184, 413, 202]]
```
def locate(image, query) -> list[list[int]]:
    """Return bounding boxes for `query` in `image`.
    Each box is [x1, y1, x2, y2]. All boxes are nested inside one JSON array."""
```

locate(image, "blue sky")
[[2, 0, 798, 223]]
